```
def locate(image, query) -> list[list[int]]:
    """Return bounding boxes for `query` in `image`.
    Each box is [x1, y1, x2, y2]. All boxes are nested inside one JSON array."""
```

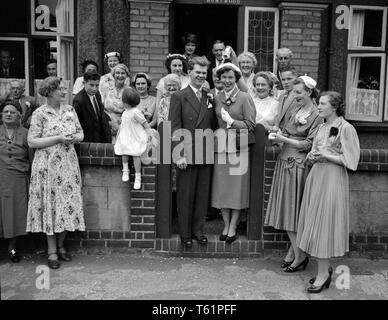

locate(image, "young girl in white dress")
[[114, 87, 158, 189]]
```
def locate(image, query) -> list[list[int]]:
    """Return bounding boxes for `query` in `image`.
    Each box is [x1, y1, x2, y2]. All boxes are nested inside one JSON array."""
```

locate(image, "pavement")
[[1, 248, 388, 300]]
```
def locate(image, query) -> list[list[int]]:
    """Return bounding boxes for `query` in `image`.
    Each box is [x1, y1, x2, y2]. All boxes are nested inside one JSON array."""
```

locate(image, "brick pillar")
[[278, 2, 328, 80], [130, 165, 157, 248], [129, 0, 172, 94]]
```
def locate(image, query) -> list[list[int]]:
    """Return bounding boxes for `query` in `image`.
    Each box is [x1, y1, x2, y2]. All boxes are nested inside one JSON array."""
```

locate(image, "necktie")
[[196, 90, 201, 103], [92, 96, 100, 119]]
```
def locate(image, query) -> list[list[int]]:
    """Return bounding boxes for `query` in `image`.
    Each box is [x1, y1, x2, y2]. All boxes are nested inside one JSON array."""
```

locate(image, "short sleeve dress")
[[26, 104, 85, 235], [0, 125, 29, 239], [265, 100, 323, 232], [114, 107, 148, 156], [296, 117, 360, 258]]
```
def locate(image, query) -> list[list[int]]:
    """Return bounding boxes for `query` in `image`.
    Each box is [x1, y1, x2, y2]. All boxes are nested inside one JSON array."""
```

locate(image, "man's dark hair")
[[81, 60, 98, 72], [83, 70, 101, 82]]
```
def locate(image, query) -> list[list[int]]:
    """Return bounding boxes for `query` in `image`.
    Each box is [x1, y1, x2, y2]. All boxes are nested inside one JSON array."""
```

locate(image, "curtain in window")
[[55, 0, 71, 34], [350, 11, 365, 47]]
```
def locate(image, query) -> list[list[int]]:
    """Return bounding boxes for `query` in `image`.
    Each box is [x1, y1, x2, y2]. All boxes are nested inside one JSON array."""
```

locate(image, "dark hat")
[[0, 100, 23, 114]]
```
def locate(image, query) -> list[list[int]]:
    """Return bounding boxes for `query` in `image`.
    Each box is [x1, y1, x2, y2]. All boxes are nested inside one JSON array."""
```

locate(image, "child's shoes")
[[122, 169, 130, 182], [134, 173, 141, 189]]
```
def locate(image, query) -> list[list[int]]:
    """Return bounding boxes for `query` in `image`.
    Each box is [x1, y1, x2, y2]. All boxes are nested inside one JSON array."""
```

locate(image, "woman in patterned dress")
[[100, 64, 130, 143], [27, 77, 85, 269], [133, 72, 157, 128]]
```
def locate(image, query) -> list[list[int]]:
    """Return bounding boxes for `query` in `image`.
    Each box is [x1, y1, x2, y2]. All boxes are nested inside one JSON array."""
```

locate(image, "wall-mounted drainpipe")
[[96, 0, 105, 73]]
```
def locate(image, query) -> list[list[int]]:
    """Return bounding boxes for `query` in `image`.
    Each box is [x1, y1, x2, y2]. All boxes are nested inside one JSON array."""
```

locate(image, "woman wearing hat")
[[99, 52, 130, 93], [100, 63, 130, 142], [265, 75, 322, 272], [211, 63, 256, 244], [296, 91, 360, 293], [0, 100, 31, 262]]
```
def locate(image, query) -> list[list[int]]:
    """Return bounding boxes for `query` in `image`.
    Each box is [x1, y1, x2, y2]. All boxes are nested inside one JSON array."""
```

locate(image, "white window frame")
[[385, 63, 388, 121], [346, 53, 386, 122], [244, 7, 279, 73], [348, 5, 387, 51], [31, 0, 74, 36], [0, 37, 30, 96]]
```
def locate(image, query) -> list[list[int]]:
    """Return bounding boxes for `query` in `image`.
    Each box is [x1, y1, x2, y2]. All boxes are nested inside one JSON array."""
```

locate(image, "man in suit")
[[206, 40, 227, 89], [0, 50, 23, 79], [169, 56, 217, 247], [73, 71, 112, 143], [46, 59, 58, 77], [0, 80, 38, 128]]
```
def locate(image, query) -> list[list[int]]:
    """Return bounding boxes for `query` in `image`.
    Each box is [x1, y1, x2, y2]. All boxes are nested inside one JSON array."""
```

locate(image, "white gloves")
[[221, 107, 234, 128]]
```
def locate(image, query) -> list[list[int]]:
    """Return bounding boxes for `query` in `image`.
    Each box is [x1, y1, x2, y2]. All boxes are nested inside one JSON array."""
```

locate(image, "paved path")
[[1, 249, 387, 300]]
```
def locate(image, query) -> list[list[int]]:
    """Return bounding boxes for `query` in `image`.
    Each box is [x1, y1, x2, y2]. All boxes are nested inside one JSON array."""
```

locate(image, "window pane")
[[350, 9, 385, 48], [247, 10, 276, 72], [0, 40, 26, 79], [32, 38, 57, 79], [33, 0, 73, 34], [0, 0, 29, 34], [348, 56, 382, 117]]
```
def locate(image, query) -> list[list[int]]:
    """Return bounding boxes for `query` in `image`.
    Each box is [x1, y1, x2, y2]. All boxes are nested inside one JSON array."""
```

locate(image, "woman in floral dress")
[[27, 77, 85, 269]]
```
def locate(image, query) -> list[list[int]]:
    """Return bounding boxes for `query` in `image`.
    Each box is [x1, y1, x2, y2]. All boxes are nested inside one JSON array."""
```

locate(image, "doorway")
[[172, 4, 239, 59]]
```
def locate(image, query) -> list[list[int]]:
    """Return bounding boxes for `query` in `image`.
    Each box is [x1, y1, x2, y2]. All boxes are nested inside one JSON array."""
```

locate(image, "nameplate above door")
[[204, 0, 242, 5]]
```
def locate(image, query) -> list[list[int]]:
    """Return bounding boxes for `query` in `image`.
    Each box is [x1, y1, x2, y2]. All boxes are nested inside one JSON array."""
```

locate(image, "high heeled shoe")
[[307, 272, 332, 293], [284, 257, 309, 273], [309, 266, 333, 284], [281, 260, 294, 269]]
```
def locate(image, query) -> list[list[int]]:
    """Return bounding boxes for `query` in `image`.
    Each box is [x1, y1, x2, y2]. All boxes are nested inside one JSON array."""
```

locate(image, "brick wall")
[[279, 3, 328, 80], [67, 143, 157, 249], [129, 0, 171, 94]]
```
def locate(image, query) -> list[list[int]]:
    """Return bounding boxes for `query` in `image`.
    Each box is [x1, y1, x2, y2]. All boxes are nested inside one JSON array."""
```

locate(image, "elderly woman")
[[99, 52, 130, 93], [72, 59, 99, 96], [237, 51, 257, 98], [0, 100, 30, 262], [252, 72, 279, 131], [100, 63, 130, 142], [211, 63, 256, 244], [182, 33, 199, 62], [27, 77, 85, 269], [157, 73, 181, 125], [133, 72, 157, 128], [265, 76, 322, 272], [297, 91, 360, 293], [155, 54, 190, 112]]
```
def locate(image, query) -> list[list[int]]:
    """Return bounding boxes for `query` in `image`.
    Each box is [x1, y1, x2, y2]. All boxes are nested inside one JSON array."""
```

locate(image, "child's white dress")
[[114, 108, 148, 156]]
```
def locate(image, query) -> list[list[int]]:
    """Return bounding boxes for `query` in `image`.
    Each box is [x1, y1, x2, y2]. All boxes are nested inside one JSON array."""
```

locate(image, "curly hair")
[[237, 51, 257, 68], [320, 91, 345, 116], [133, 72, 152, 91], [38, 76, 62, 97], [110, 64, 130, 77], [164, 54, 188, 74], [215, 65, 241, 82], [252, 71, 274, 91]]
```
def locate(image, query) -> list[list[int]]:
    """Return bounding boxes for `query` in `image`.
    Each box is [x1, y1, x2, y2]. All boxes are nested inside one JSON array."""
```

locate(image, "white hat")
[[215, 62, 242, 76], [104, 51, 121, 59], [299, 75, 317, 89]]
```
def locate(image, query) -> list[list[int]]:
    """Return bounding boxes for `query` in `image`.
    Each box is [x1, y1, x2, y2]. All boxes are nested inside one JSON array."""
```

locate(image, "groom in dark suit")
[[73, 71, 111, 143], [169, 56, 217, 247]]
